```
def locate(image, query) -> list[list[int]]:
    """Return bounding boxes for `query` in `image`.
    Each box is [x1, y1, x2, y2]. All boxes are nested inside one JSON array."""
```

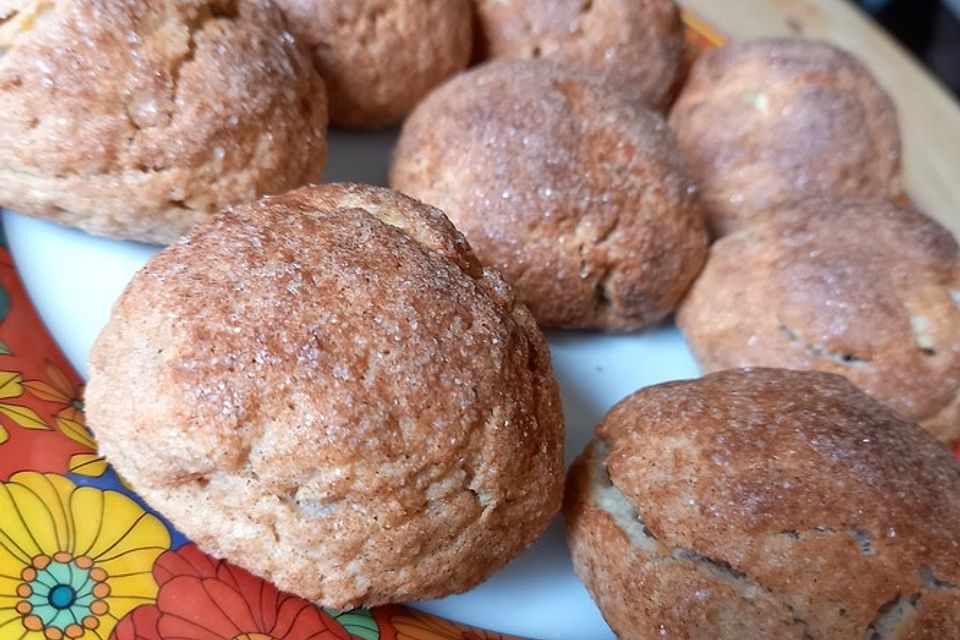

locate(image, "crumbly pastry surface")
[[565, 368, 960, 639], [0, 0, 328, 244], [274, 0, 472, 129], [391, 59, 707, 331], [472, 0, 684, 111], [86, 183, 565, 609], [669, 38, 902, 237], [678, 199, 960, 441]]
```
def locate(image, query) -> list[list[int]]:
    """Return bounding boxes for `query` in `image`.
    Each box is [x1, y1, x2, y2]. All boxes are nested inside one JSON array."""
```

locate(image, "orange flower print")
[[0, 379, 90, 479], [111, 544, 354, 640], [24, 361, 85, 425], [392, 610, 509, 640], [22, 362, 110, 477]]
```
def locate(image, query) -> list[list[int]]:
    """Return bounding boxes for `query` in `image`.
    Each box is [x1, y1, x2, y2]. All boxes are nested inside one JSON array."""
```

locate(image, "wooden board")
[[680, 0, 960, 238]]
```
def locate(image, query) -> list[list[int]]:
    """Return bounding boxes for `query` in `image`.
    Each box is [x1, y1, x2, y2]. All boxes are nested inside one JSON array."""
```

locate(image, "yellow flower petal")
[[6, 483, 63, 556], [0, 529, 31, 566], [56, 417, 95, 450], [0, 538, 26, 578], [105, 592, 157, 620], [106, 572, 160, 600], [70, 486, 104, 555], [0, 481, 54, 560], [0, 404, 48, 430], [0, 371, 23, 400], [68, 453, 107, 478], [77, 630, 104, 640], [0, 425, 6, 444], [0, 575, 20, 592], [96, 547, 168, 577], [0, 607, 24, 628], [75, 488, 170, 561], [9, 473, 74, 551], [0, 473, 168, 640]]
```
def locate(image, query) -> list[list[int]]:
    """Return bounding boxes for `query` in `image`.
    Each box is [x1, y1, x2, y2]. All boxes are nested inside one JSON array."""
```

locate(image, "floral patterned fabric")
[[0, 11, 952, 640], [111, 545, 353, 640], [0, 473, 169, 640]]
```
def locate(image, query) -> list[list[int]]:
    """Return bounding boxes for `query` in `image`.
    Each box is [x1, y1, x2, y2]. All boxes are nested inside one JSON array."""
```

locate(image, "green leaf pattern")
[[326, 608, 380, 640]]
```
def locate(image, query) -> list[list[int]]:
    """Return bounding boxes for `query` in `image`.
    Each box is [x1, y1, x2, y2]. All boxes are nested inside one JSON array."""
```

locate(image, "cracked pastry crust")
[[472, 0, 684, 111], [677, 198, 960, 442], [273, 0, 472, 130], [390, 59, 708, 331], [669, 38, 902, 237], [0, 0, 328, 244], [86, 183, 565, 609], [565, 368, 960, 640]]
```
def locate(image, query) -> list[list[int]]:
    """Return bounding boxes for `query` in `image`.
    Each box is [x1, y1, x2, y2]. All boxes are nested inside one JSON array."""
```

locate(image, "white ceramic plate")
[[3, 128, 702, 640]]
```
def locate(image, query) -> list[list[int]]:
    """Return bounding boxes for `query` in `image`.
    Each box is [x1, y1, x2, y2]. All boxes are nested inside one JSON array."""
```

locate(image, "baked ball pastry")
[[390, 60, 708, 330], [669, 38, 902, 236], [565, 368, 960, 639], [0, 0, 328, 245], [677, 198, 960, 442], [86, 183, 564, 608], [472, 0, 684, 110], [273, 0, 472, 129]]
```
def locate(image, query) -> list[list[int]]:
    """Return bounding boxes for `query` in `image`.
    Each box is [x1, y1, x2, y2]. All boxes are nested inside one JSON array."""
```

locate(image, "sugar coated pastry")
[[391, 59, 707, 331], [566, 368, 960, 639], [273, 0, 472, 129], [678, 198, 960, 441], [669, 38, 902, 236], [86, 183, 565, 609], [473, 0, 684, 110], [0, 0, 329, 245]]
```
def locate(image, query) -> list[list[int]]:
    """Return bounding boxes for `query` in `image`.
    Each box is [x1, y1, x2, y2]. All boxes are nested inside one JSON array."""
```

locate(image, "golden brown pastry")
[[390, 60, 708, 331], [86, 183, 564, 609], [677, 198, 960, 441], [566, 368, 960, 639], [472, 0, 684, 110], [273, 0, 472, 129], [669, 38, 903, 237], [0, 0, 328, 245]]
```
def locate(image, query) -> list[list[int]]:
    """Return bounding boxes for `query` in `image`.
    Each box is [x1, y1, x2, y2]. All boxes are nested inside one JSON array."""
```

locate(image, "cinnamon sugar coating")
[[678, 198, 960, 442], [473, 0, 684, 110], [0, 0, 328, 244], [87, 183, 565, 608], [669, 38, 902, 237], [274, 0, 472, 129], [391, 60, 707, 331], [565, 368, 960, 639]]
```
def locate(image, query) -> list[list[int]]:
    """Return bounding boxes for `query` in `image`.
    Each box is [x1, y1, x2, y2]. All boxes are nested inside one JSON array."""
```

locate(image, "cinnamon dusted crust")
[[273, 0, 472, 129], [677, 198, 960, 442], [565, 368, 960, 639], [0, 0, 328, 244], [390, 60, 707, 331], [86, 183, 565, 608], [669, 38, 902, 237], [472, 0, 684, 111]]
